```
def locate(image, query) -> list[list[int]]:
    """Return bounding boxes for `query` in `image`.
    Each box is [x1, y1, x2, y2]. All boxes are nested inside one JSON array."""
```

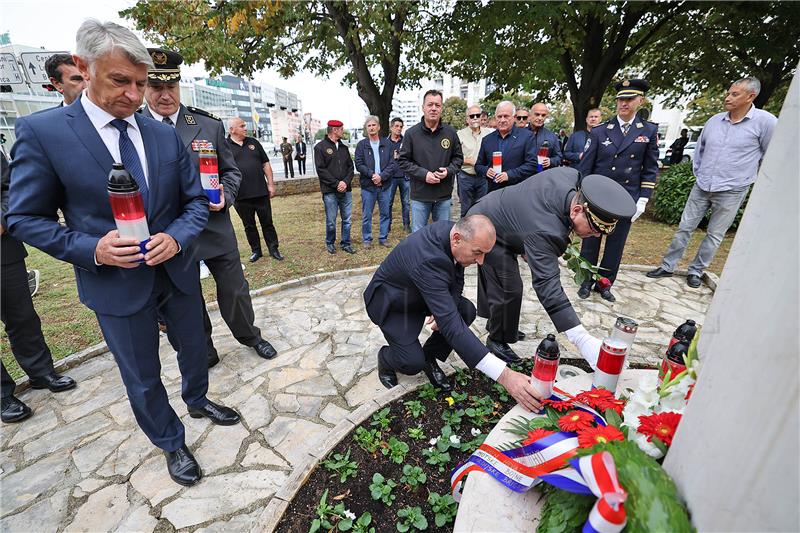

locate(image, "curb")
[[11, 265, 379, 394], [622, 264, 719, 291]]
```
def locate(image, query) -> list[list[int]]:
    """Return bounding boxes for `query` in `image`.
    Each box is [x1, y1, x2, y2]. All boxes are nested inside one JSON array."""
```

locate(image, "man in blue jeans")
[[355, 116, 396, 248], [398, 89, 463, 232], [314, 120, 356, 254], [386, 117, 411, 234]]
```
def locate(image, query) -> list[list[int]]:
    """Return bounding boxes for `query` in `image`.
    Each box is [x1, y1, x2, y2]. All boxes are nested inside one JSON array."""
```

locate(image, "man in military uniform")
[[142, 48, 278, 366], [468, 168, 636, 364], [577, 79, 659, 302], [280, 137, 294, 178]]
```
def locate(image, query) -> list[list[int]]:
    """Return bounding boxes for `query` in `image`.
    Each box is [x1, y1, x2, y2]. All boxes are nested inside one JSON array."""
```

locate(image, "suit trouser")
[[235, 196, 280, 254], [476, 243, 523, 343], [97, 266, 208, 452], [579, 216, 633, 284], [379, 296, 476, 375], [296, 157, 306, 174], [1, 258, 55, 398], [283, 158, 294, 178]]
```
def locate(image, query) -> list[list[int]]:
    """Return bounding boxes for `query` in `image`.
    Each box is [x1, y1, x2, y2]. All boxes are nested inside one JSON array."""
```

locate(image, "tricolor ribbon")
[[450, 393, 627, 532]]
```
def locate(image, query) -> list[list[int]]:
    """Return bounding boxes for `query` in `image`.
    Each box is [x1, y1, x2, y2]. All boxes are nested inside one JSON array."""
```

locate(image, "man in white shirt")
[[456, 105, 492, 216]]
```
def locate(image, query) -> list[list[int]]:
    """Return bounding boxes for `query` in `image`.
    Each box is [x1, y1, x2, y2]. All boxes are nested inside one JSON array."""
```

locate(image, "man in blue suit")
[[355, 115, 396, 248], [475, 101, 537, 192], [7, 21, 240, 487], [363, 215, 543, 412], [577, 79, 659, 302]]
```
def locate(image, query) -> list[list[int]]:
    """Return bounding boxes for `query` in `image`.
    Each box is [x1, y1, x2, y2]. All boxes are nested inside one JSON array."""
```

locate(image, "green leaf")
[[603, 408, 623, 429], [339, 518, 353, 531], [309, 518, 321, 533], [652, 436, 669, 455]]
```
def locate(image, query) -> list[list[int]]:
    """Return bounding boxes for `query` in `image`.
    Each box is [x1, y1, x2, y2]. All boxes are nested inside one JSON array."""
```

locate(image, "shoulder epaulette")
[[186, 106, 221, 121]]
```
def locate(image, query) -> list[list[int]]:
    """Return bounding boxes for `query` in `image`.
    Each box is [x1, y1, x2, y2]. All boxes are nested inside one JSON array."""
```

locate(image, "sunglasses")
[[515, 115, 529, 121], [468, 114, 481, 119]]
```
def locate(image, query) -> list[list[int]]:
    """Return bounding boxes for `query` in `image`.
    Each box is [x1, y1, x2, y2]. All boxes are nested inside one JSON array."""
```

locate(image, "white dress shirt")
[[81, 92, 149, 185], [146, 106, 180, 129]]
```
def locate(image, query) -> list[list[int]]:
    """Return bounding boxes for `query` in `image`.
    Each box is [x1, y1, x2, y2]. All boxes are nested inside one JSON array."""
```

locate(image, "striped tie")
[[162, 116, 174, 126], [621, 122, 630, 136], [110, 119, 149, 209]]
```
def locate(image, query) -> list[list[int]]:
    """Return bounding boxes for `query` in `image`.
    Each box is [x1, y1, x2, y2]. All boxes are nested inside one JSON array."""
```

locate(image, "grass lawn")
[[1, 190, 733, 379]]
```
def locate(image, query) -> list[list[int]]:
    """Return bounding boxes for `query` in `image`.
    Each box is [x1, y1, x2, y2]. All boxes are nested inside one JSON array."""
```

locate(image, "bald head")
[[228, 117, 247, 141], [531, 103, 549, 128], [450, 215, 496, 267]]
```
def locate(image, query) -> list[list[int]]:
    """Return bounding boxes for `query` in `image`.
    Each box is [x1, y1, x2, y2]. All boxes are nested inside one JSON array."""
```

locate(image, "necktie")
[[162, 116, 174, 126], [110, 119, 148, 209], [621, 122, 630, 136]]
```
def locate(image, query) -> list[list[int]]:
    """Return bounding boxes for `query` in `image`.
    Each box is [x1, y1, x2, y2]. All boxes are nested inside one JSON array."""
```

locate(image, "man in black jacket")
[[1, 157, 76, 423], [398, 90, 463, 232], [363, 215, 542, 411], [314, 120, 356, 254]]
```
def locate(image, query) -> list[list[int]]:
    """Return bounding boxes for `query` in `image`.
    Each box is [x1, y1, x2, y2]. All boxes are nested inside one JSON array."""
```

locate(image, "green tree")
[[436, 1, 691, 132], [479, 93, 533, 117], [441, 96, 467, 129], [637, 1, 799, 111], [122, 1, 446, 136]]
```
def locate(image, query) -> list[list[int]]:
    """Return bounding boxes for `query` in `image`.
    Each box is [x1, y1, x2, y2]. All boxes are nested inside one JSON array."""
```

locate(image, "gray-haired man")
[[647, 77, 777, 287]]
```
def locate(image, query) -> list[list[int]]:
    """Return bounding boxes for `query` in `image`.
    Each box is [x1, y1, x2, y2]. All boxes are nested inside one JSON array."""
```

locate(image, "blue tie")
[[110, 119, 149, 209]]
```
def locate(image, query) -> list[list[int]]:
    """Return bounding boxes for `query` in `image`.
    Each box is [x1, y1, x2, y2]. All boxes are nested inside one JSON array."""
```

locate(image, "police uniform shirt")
[[227, 136, 270, 201]]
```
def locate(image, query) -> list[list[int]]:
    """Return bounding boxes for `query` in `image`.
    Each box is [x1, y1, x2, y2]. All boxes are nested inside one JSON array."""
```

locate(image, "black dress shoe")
[[1, 396, 32, 423], [577, 281, 593, 299], [423, 358, 452, 391], [165, 445, 202, 486], [208, 352, 220, 369], [29, 372, 76, 393], [377, 348, 398, 389], [686, 274, 702, 288], [341, 244, 356, 254], [253, 339, 278, 360], [269, 250, 284, 261], [516, 330, 526, 341], [598, 288, 616, 302], [486, 338, 521, 364], [646, 267, 673, 278], [188, 400, 241, 425], [326, 244, 336, 254], [248, 252, 263, 263]]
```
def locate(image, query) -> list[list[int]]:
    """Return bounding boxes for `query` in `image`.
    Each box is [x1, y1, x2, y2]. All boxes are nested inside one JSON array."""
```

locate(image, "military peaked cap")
[[579, 174, 637, 234], [615, 78, 649, 99], [147, 48, 183, 83]]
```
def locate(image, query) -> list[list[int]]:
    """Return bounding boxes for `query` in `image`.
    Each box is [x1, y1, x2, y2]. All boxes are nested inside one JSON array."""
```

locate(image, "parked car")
[[664, 141, 697, 164]]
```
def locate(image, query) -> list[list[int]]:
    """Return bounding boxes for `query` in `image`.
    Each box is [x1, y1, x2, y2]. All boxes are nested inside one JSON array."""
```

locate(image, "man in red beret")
[[314, 120, 356, 254]]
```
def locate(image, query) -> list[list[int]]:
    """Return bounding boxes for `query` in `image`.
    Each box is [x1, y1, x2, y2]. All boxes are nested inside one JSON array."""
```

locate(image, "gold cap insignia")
[[622, 80, 630, 87], [151, 51, 167, 65], [583, 203, 617, 235]]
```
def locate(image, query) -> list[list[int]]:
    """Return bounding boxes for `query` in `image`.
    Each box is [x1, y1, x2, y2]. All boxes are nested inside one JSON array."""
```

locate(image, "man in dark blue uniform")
[[363, 216, 543, 412], [577, 79, 659, 302]]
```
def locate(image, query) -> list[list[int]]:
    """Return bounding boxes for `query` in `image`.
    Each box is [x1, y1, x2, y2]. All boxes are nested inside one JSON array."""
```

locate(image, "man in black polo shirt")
[[226, 117, 284, 262]]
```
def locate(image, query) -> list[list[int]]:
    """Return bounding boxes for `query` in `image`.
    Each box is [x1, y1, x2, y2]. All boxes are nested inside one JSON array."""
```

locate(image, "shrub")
[[652, 162, 749, 231]]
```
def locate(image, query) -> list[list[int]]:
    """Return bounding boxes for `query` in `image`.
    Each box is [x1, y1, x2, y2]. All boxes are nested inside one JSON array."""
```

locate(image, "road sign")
[[0, 53, 25, 85], [20, 51, 68, 84]]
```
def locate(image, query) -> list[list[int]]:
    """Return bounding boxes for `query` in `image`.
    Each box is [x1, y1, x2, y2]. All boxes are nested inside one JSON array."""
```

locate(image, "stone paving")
[[0, 263, 714, 532]]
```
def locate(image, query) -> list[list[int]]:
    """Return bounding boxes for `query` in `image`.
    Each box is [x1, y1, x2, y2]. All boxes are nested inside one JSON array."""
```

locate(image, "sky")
[[1, 0, 379, 127]]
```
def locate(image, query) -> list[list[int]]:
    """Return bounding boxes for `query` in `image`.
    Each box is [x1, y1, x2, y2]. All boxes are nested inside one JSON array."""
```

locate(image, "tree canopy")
[[441, 96, 468, 129]]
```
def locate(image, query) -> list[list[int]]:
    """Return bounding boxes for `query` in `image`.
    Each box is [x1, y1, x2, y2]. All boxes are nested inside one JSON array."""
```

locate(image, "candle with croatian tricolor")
[[107, 163, 150, 261], [198, 148, 221, 204]]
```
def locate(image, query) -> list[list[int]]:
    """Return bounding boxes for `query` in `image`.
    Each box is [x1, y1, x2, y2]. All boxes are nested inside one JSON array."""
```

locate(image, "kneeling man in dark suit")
[[363, 216, 542, 411]]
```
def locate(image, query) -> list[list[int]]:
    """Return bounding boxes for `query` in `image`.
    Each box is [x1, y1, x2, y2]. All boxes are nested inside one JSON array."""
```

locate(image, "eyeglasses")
[[515, 115, 529, 121], [468, 114, 481, 119]]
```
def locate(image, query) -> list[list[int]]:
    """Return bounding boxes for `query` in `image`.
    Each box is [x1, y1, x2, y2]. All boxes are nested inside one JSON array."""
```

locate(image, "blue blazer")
[[354, 137, 397, 191], [7, 99, 209, 317], [475, 124, 537, 191], [563, 130, 589, 165]]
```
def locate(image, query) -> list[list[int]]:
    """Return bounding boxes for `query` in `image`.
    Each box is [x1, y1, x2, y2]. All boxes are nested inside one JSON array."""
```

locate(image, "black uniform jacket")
[[314, 136, 354, 194], [363, 221, 488, 368]]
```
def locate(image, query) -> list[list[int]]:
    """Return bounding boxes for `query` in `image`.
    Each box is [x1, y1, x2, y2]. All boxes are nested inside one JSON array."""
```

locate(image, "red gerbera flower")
[[523, 428, 556, 445], [541, 399, 574, 411], [558, 410, 595, 432], [637, 412, 683, 446], [574, 389, 615, 410], [596, 397, 626, 416], [577, 425, 625, 448]]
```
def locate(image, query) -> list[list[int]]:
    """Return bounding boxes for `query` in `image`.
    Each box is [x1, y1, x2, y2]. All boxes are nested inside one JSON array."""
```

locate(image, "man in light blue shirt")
[[355, 116, 396, 247], [647, 77, 778, 287]]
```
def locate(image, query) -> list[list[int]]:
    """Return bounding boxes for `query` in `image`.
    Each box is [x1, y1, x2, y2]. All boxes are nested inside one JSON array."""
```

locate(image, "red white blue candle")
[[107, 163, 150, 260], [199, 149, 221, 204]]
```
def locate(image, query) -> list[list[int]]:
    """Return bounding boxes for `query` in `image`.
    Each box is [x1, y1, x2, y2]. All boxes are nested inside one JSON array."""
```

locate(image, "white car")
[[664, 141, 697, 164]]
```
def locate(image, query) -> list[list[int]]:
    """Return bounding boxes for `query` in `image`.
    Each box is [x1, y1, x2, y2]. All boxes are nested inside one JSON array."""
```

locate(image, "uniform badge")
[[636, 122, 643, 128], [607, 123, 615, 129], [634, 135, 649, 143], [185, 114, 197, 125], [248, 144, 255, 150], [440, 138, 451, 149], [325, 147, 334, 155], [191, 139, 213, 151], [622, 79, 630, 87], [151, 51, 167, 65], [602, 139, 613, 146]]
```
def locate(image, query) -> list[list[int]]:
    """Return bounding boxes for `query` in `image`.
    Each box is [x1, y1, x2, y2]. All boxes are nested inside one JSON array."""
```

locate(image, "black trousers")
[[579, 217, 633, 284], [476, 243, 522, 344], [296, 157, 306, 174], [283, 158, 294, 178], [1, 258, 55, 398], [379, 296, 476, 376], [235, 196, 280, 254], [166, 249, 261, 359]]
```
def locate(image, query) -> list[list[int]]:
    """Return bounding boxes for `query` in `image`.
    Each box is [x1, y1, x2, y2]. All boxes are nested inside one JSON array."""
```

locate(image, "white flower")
[[632, 431, 664, 459], [471, 428, 481, 436], [657, 375, 695, 414], [343, 510, 356, 521], [449, 435, 461, 444], [429, 438, 438, 445], [427, 446, 434, 453]]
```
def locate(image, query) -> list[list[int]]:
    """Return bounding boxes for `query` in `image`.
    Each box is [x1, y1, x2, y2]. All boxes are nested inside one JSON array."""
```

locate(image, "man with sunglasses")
[[456, 106, 493, 216], [514, 107, 530, 129], [468, 167, 635, 365]]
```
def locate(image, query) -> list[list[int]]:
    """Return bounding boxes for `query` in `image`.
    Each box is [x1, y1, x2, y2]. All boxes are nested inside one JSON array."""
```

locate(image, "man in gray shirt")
[[647, 77, 777, 287]]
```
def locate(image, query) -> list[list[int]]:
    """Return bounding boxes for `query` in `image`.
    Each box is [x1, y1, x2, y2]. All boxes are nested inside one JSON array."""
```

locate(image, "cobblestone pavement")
[[0, 264, 713, 532]]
